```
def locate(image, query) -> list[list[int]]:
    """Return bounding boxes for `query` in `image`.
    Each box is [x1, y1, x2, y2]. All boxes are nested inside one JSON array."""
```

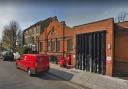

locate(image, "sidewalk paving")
[[48, 63, 128, 89]]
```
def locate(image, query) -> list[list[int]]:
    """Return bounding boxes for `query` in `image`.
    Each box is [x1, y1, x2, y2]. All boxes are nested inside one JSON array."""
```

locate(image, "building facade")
[[23, 16, 128, 76], [114, 22, 128, 76], [23, 17, 52, 52]]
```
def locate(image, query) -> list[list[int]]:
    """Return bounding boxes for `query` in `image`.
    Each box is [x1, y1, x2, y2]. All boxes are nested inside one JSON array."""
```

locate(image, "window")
[[25, 37, 27, 44], [32, 28, 34, 34], [67, 39, 73, 52], [36, 26, 40, 34], [51, 40, 55, 51], [40, 42, 43, 51], [51, 28, 55, 37], [27, 37, 29, 44], [24, 39, 26, 45], [31, 36, 34, 44], [48, 41, 51, 51], [56, 40, 60, 52], [36, 29, 39, 33]]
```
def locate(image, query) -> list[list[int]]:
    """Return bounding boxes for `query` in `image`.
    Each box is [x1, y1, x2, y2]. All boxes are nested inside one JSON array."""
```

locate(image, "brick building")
[[23, 17, 51, 52], [114, 22, 128, 76], [23, 16, 128, 76]]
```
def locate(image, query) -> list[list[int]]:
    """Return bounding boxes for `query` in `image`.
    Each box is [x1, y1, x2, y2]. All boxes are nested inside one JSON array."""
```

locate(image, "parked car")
[[2, 51, 14, 61], [0, 52, 3, 60], [16, 54, 49, 76], [13, 52, 20, 61]]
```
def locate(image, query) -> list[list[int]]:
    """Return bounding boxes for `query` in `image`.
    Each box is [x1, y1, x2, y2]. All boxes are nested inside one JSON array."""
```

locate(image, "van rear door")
[[36, 56, 45, 71]]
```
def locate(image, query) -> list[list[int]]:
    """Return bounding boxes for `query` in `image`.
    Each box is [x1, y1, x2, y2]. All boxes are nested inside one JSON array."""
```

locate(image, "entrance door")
[[76, 31, 106, 74]]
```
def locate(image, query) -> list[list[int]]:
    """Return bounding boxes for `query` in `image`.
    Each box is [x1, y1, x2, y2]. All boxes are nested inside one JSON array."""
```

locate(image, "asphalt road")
[[0, 60, 85, 89]]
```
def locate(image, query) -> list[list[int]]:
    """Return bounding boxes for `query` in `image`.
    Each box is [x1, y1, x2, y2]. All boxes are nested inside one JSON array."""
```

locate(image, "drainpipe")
[[62, 21, 65, 58]]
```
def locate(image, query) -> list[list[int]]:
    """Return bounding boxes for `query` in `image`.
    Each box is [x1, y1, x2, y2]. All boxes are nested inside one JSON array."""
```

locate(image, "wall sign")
[[73, 54, 75, 58], [107, 43, 111, 49], [106, 56, 112, 64]]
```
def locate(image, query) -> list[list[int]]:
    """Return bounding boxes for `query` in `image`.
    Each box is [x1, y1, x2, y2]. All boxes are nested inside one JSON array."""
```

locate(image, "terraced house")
[[23, 17, 52, 52], [23, 16, 128, 76]]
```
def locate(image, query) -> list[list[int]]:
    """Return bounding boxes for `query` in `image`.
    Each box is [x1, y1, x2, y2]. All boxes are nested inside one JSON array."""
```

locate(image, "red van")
[[16, 54, 49, 76]]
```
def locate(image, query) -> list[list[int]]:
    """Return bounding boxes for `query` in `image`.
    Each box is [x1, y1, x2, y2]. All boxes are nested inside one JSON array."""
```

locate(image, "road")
[[0, 60, 85, 89]]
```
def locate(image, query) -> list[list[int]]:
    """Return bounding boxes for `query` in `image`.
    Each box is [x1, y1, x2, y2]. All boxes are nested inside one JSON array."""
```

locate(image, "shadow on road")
[[36, 68, 74, 81], [49, 68, 74, 80], [36, 73, 61, 81]]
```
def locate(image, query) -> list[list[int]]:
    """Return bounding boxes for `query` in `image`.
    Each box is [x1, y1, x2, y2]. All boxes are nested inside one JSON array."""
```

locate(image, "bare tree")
[[117, 12, 128, 22], [2, 21, 21, 52]]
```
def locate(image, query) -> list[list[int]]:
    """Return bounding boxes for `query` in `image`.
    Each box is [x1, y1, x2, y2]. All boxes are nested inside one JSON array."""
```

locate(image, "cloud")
[[63, 2, 128, 27], [0, 5, 42, 38], [1, 1, 128, 39]]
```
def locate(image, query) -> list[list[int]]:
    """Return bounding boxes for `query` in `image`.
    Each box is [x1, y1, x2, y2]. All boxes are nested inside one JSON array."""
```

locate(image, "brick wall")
[[72, 18, 114, 76], [40, 18, 74, 63], [114, 22, 128, 75]]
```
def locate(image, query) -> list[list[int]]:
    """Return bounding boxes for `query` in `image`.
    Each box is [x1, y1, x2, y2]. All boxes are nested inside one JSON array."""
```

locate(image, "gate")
[[76, 31, 106, 74]]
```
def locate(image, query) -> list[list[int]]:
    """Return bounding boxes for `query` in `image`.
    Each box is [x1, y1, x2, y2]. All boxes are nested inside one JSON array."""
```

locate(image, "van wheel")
[[28, 69, 32, 76]]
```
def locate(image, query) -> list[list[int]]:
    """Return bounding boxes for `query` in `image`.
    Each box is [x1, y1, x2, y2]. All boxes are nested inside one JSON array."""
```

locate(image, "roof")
[[73, 18, 114, 28], [23, 16, 55, 33], [116, 21, 128, 24], [23, 21, 42, 33], [115, 21, 128, 30]]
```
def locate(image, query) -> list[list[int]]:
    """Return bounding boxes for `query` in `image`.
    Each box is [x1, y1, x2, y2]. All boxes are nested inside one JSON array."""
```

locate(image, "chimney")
[[51, 16, 58, 21], [61, 21, 66, 26]]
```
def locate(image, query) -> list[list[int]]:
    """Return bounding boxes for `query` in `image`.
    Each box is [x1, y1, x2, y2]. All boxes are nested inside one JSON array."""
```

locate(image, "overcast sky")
[[0, 0, 128, 38]]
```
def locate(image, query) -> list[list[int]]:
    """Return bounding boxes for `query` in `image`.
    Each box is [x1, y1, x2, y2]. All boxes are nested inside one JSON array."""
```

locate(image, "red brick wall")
[[114, 22, 128, 75], [40, 19, 74, 63], [72, 18, 114, 76]]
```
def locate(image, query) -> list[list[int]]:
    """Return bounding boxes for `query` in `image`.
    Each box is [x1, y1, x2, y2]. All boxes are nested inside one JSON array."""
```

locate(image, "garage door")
[[76, 31, 106, 74]]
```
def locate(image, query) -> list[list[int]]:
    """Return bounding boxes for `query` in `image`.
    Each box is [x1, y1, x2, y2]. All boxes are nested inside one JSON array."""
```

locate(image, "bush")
[[19, 46, 30, 54], [49, 55, 58, 64]]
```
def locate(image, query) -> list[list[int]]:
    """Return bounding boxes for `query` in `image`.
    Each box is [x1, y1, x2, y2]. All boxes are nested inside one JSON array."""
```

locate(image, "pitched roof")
[[23, 16, 58, 33]]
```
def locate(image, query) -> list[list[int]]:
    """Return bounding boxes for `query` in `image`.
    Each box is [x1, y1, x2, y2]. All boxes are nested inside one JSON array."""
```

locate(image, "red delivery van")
[[16, 54, 49, 76]]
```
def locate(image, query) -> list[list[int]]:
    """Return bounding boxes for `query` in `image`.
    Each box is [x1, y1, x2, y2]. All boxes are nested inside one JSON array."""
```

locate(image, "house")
[[23, 17, 52, 52]]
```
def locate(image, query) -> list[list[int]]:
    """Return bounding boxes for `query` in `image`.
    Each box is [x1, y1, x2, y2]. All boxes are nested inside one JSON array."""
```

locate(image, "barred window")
[[40, 42, 43, 51], [48, 41, 51, 51], [67, 39, 73, 52], [56, 40, 60, 52], [51, 40, 55, 51]]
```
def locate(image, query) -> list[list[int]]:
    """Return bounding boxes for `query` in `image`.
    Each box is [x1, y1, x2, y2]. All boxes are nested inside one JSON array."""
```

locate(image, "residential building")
[[23, 17, 52, 52]]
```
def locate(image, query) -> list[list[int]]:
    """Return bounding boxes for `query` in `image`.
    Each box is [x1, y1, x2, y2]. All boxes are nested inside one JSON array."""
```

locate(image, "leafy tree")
[[2, 21, 21, 52]]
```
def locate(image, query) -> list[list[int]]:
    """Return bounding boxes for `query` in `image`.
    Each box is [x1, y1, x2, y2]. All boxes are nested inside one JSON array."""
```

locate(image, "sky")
[[0, 0, 128, 38]]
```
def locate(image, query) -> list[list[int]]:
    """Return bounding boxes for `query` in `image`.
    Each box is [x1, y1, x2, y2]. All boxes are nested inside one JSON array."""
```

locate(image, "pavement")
[[48, 63, 128, 89], [0, 60, 86, 89]]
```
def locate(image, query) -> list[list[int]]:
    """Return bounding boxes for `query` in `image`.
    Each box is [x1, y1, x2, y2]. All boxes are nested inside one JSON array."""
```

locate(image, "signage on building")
[[73, 54, 75, 58], [106, 56, 112, 64], [107, 43, 111, 50]]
